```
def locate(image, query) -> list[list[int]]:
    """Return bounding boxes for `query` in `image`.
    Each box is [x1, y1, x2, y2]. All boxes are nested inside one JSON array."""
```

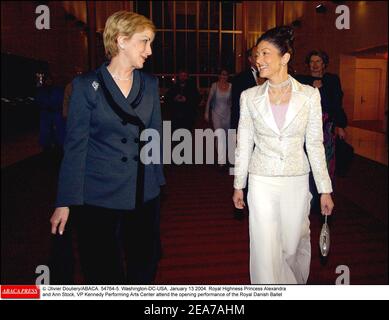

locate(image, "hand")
[[50, 207, 70, 235], [320, 194, 334, 216], [232, 189, 245, 209], [337, 127, 347, 140], [204, 113, 209, 122], [313, 80, 323, 88]]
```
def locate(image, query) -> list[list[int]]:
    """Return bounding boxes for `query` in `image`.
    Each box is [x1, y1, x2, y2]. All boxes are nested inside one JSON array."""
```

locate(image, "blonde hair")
[[103, 11, 156, 59]]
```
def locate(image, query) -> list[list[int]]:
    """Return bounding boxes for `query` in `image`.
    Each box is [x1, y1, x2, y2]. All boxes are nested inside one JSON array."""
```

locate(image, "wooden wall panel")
[[283, 1, 388, 75], [1, 1, 88, 86], [339, 55, 356, 121]]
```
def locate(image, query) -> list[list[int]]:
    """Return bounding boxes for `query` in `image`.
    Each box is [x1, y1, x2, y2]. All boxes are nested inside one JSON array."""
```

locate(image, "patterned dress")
[[322, 112, 336, 181]]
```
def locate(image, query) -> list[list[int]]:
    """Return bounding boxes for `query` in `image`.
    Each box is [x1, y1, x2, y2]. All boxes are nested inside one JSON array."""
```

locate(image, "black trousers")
[[72, 197, 161, 285]]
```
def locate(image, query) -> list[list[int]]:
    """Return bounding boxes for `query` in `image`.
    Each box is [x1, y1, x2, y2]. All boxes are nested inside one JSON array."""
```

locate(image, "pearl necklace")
[[270, 83, 291, 105], [111, 73, 133, 81], [268, 77, 291, 89]]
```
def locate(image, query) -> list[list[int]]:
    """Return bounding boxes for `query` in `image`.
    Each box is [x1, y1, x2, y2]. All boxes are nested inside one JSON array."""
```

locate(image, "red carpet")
[[1, 150, 387, 285], [155, 164, 250, 284], [153, 162, 387, 285]]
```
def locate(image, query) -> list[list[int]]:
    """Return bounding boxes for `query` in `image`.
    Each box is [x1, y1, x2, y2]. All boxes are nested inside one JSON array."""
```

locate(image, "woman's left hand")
[[320, 193, 334, 215]]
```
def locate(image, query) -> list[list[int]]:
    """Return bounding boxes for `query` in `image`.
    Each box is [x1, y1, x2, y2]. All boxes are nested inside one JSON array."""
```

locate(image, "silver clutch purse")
[[319, 215, 330, 257]]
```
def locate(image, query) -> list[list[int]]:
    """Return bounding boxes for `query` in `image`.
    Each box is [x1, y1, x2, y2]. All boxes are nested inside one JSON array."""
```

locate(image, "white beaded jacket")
[[233, 76, 333, 194]]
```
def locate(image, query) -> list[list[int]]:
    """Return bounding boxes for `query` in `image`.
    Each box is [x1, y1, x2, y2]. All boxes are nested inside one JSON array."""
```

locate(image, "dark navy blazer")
[[56, 63, 165, 210]]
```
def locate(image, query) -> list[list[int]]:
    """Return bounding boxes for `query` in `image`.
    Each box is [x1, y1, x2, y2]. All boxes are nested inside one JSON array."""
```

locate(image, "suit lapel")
[[281, 77, 306, 132], [253, 82, 280, 135], [252, 76, 308, 134], [100, 64, 138, 117], [99, 64, 151, 127], [131, 74, 153, 127]]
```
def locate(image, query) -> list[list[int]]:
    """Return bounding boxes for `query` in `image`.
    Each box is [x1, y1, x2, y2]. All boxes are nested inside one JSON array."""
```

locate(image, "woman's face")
[[219, 70, 229, 82], [255, 40, 288, 79], [119, 28, 155, 69], [309, 55, 325, 76]]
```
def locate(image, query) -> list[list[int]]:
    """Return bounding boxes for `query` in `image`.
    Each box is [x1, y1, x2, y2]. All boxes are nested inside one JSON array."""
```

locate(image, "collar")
[[100, 62, 141, 105]]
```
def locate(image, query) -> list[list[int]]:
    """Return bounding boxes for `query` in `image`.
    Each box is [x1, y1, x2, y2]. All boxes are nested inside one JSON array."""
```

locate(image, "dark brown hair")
[[305, 50, 329, 67], [256, 26, 294, 59]]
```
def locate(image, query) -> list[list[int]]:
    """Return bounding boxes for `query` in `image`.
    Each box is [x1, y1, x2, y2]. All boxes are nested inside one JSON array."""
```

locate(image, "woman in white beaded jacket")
[[232, 26, 334, 284]]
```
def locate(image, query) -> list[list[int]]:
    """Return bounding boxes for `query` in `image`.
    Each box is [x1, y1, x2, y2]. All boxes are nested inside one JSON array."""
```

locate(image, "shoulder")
[[71, 71, 98, 92], [324, 73, 341, 86], [138, 71, 160, 96], [241, 84, 259, 99], [294, 74, 312, 85], [324, 73, 339, 80], [292, 76, 316, 97], [139, 70, 158, 86]]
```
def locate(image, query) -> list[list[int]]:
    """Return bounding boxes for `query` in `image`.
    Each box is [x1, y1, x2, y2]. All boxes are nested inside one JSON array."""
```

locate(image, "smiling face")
[[118, 28, 154, 69], [255, 40, 290, 80], [309, 55, 326, 76]]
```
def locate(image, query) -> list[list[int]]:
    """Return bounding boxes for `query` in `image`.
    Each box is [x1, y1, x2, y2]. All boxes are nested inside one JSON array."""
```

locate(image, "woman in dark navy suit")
[[50, 11, 165, 284]]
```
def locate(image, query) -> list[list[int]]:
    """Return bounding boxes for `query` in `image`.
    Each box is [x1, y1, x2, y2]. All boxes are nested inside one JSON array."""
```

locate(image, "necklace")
[[270, 83, 291, 105], [111, 73, 133, 81], [268, 77, 291, 89], [219, 81, 229, 90]]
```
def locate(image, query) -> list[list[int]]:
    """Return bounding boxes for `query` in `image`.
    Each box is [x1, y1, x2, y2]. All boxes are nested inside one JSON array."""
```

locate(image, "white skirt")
[[248, 174, 312, 284]]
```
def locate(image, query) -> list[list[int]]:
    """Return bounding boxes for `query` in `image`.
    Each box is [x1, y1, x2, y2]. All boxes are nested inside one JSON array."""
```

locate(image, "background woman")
[[296, 51, 348, 211], [204, 69, 232, 167]]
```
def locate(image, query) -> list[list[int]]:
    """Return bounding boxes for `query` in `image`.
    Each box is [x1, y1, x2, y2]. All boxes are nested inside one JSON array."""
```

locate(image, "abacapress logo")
[[1, 285, 40, 299]]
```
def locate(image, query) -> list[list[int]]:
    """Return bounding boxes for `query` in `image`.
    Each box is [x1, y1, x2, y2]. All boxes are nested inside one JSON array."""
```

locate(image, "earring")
[[119, 44, 125, 50]]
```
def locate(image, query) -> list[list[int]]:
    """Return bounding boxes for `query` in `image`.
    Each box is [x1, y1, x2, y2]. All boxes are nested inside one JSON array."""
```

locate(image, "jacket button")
[[122, 120, 127, 125], [280, 156, 284, 161], [121, 157, 128, 162], [134, 137, 139, 143], [279, 136, 283, 141], [133, 155, 139, 161], [121, 138, 127, 143]]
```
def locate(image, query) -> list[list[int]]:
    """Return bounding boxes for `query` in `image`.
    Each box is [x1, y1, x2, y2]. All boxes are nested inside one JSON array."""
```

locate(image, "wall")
[[2, 1, 388, 86], [1, 1, 88, 86], [340, 55, 387, 125], [284, 1, 388, 75]]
